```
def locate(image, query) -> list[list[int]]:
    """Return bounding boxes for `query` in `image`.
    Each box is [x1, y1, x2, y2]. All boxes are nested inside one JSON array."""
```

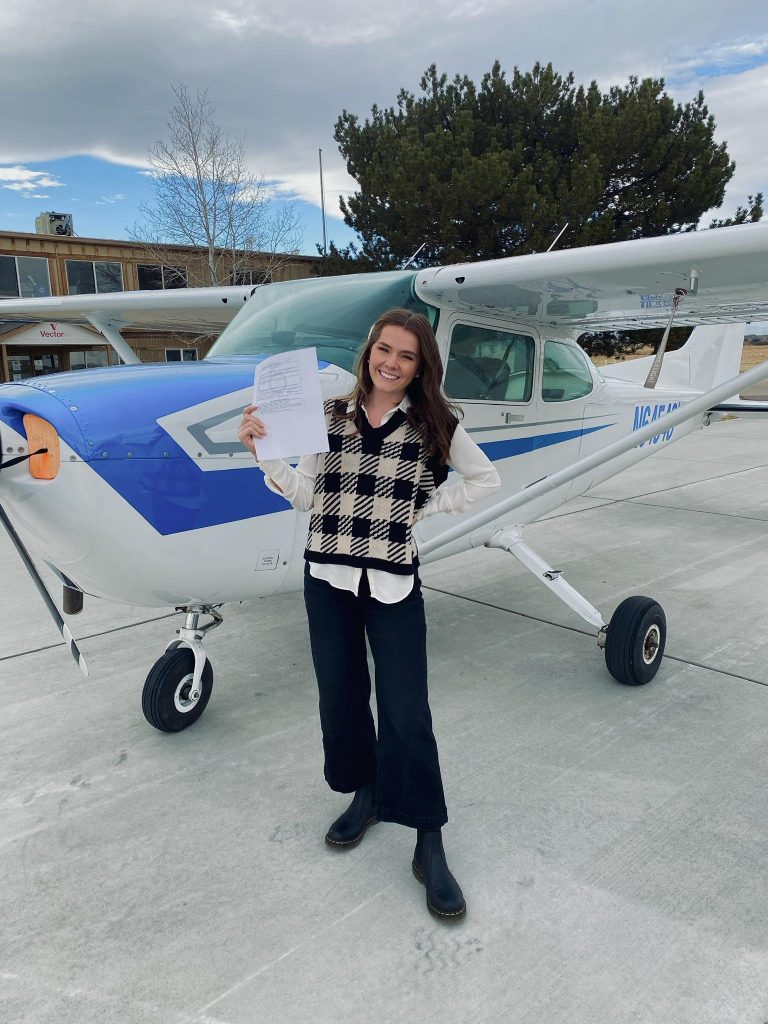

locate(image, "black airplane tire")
[[604, 596, 666, 686], [142, 648, 213, 732]]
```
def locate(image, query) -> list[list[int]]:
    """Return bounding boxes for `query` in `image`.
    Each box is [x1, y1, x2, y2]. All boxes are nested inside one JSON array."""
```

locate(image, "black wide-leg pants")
[[303, 565, 448, 830]]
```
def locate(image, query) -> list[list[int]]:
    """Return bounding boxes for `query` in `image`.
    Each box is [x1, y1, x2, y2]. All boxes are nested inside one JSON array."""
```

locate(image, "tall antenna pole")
[[319, 148, 328, 257]]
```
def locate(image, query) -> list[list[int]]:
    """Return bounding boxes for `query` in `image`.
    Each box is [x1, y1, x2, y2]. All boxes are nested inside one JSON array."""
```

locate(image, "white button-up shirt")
[[258, 399, 500, 603]]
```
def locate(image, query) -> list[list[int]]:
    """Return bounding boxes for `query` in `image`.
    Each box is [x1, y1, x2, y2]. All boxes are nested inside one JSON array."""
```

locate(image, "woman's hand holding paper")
[[238, 405, 267, 458]]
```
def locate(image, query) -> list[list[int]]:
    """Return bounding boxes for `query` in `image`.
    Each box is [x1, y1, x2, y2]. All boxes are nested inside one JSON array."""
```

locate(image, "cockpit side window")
[[444, 324, 535, 402], [542, 340, 593, 402]]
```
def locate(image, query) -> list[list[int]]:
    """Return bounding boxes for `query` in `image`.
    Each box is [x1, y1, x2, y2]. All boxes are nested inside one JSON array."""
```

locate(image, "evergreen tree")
[[333, 62, 738, 268], [709, 193, 763, 228], [313, 241, 392, 276]]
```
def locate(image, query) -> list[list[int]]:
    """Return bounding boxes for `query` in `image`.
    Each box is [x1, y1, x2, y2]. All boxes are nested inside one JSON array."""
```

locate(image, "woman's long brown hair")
[[337, 308, 460, 464]]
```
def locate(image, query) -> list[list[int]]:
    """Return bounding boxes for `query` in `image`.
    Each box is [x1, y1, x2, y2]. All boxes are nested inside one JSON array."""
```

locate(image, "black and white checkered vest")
[[304, 400, 450, 575]]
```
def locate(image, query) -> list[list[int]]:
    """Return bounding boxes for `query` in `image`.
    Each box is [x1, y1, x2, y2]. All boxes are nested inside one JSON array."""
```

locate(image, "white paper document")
[[252, 347, 330, 461]]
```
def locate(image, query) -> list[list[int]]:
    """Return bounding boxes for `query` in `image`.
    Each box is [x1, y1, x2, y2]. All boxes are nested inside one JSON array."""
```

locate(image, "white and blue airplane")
[[2, 222, 768, 732]]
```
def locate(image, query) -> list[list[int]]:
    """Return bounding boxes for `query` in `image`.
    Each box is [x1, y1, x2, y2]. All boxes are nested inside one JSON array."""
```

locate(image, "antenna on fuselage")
[[401, 242, 427, 269], [546, 222, 569, 253]]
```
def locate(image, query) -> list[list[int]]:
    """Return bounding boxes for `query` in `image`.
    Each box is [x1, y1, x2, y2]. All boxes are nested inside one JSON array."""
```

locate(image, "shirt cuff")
[[257, 459, 294, 496]]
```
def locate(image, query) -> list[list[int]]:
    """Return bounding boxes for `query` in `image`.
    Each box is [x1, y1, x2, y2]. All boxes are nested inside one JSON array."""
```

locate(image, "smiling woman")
[[239, 305, 500, 922]]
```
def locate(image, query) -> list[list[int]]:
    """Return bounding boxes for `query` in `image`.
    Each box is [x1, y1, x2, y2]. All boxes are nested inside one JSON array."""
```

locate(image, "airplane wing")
[[4, 222, 768, 336], [0, 285, 256, 335], [415, 222, 768, 330]]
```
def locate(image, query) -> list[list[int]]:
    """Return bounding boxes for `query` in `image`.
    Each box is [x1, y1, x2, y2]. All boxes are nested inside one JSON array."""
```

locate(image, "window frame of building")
[[69, 349, 110, 371], [137, 264, 188, 290], [7, 350, 61, 378], [0, 254, 52, 299], [65, 259, 124, 295], [165, 348, 198, 362], [230, 268, 273, 287]]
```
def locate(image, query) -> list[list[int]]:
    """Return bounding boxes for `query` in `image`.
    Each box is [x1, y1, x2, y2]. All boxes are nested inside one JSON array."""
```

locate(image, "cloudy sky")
[[0, 0, 766, 254]]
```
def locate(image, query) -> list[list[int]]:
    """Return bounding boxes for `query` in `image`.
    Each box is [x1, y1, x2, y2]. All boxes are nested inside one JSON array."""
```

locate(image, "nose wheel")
[[142, 605, 222, 732], [142, 647, 213, 731]]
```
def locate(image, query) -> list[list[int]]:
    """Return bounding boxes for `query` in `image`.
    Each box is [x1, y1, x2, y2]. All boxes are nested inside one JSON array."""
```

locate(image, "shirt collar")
[[361, 395, 410, 425]]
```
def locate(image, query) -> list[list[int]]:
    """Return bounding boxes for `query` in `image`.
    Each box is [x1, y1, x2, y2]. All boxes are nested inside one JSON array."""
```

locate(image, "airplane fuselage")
[[0, 331, 701, 608]]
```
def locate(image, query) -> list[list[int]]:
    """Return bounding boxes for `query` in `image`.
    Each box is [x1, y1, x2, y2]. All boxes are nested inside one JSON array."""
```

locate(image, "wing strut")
[[0, 503, 89, 676], [86, 316, 141, 365], [643, 287, 687, 389], [419, 353, 768, 561]]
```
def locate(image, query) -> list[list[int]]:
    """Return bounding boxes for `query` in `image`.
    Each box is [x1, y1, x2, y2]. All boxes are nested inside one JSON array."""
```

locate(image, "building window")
[[165, 348, 198, 362], [8, 354, 33, 380], [230, 268, 272, 286], [66, 260, 123, 295], [70, 349, 109, 371], [138, 264, 188, 290], [6, 353, 61, 379], [0, 255, 52, 298]]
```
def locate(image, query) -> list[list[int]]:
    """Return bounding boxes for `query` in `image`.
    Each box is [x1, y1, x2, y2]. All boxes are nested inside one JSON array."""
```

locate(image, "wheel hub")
[[642, 624, 661, 665], [174, 672, 200, 713]]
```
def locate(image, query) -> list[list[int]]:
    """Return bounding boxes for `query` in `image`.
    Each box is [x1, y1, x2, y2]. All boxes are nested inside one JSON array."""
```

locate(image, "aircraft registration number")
[[632, 401, 681, 446]]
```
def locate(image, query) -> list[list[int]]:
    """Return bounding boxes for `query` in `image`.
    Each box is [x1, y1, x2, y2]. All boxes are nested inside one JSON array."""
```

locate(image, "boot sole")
[[324, 815, 377, 849], [411, 860, 467, 920]]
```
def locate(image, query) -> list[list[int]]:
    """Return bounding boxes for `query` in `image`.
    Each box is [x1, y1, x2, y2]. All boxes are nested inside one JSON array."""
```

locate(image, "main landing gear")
[[485, 529, 666, 686], [142, 606, 222, 731]]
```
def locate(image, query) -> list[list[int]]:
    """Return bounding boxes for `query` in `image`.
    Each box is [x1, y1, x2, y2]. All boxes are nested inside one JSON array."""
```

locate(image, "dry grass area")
[[737, 345, 768, 399], [591, 343, 768, 373], [591, 346, 654, 367], [739, 344, 768, 373]]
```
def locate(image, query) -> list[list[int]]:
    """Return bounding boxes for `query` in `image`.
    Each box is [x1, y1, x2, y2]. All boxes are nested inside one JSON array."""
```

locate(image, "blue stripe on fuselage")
[[477, 422, 610, 461], [93, 459, 291, 534], [1, 363, 612, 535], [89, 421, 613, 536]]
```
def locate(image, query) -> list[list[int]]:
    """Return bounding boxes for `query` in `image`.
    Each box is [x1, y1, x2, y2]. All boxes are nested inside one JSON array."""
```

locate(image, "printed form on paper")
[[252, 348, 330, 461]]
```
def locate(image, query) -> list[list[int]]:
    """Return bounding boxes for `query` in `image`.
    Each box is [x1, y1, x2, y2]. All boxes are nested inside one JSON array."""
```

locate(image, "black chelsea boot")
[[412, 828, 466, 920], [324, 782, 377, 848]]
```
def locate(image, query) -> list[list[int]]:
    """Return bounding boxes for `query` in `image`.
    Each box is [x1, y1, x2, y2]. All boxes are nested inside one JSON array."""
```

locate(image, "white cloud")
[[95, 193, 127, 205], [668, 34, 768, 79], [0, 1, 765, 227], [208, 0, 506, 46], [0, 165, 64, 191], [688, 63, 768, 216], [264, 169, 356, 220]]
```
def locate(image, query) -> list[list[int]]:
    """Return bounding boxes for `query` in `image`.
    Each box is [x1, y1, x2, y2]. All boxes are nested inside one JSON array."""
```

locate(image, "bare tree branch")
[[130, 83, 303, 286]]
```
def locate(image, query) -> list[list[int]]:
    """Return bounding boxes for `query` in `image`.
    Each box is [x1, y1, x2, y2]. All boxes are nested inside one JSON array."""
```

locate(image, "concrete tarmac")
[[2, 417, 768, 1024]]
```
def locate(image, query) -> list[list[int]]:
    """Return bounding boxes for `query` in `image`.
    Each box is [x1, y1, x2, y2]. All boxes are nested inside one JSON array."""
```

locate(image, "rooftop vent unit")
[[35, 212, 74, 236]]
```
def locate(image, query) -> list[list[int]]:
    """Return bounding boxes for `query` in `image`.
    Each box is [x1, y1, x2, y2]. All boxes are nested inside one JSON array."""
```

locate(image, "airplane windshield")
[[207, 271, 438, 371]]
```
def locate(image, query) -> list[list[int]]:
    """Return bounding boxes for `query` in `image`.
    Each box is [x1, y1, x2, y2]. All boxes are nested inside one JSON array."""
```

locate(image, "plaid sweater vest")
[[304, 400, 449, 575]]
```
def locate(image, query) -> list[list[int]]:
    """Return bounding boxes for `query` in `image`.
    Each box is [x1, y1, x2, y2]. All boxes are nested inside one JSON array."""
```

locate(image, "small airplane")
[[2, 222, 768, 733]]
